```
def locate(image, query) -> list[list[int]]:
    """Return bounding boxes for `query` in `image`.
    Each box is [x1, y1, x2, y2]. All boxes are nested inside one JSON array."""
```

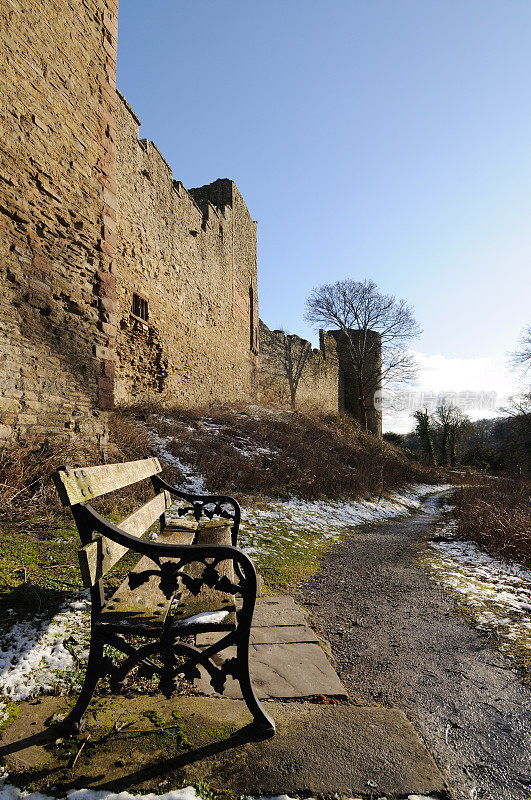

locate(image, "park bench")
[[52, 457, 275, 737]]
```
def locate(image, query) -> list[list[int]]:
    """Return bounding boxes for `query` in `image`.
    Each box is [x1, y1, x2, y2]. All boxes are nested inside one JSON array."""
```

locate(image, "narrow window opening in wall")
[[132, 292, 148, 321], [249, 286, 258, 353], [219, 224, 223, 242]]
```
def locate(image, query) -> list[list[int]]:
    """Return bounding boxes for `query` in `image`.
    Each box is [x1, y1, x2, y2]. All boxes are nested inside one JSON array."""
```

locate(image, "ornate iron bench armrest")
[[151, 474, 241, 546], [74, 503, 256, 603]]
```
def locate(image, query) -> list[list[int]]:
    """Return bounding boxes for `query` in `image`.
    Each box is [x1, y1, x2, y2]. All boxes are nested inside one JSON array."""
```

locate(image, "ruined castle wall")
[[258, 323, 383, 436], [0, 0, 118, 443], [115, 95, 258, 407], [258, 321, 339, 412], [326, 329, 383, 436]]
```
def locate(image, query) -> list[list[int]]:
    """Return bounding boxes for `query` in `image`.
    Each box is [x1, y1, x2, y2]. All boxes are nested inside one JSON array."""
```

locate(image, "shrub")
[[454, 478, 531, 567], [122, 403, 436, 501]]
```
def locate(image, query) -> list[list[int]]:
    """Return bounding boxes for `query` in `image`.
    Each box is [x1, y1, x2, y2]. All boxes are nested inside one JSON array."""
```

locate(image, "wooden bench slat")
[[94, 529, 235, 635], [53, 457, 162, 506], [78, 490, 173, 587], [96, 552, 174, 634]]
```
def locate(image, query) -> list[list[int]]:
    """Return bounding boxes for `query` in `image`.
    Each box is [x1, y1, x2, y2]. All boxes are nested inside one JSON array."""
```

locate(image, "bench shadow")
[[0, 724, 61, 756], [87, 722, 269, 792], [0, 722, 269, 792]]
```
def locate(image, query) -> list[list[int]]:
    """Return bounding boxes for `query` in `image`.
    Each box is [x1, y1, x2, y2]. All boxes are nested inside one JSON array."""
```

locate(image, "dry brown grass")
[[0, 416, 155, 524], [0, 437, 99, 522], [0, 402, 438, 529], [124, 402, 436, 501], [454, 478, 531, 567]]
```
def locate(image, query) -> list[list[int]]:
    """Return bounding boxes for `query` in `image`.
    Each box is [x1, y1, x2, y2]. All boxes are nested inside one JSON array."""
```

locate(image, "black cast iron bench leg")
[[59, 634, 103, 733]]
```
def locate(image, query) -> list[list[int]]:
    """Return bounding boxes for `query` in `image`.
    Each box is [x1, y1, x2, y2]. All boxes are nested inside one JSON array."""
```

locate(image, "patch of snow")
[[424, 523, 531, 658], [0, 781, 200, 800], [0, 594, 90, 722], [229, 435, 278, 459], [240, 484, 452, 559], [170, 609, 229, 628], [148, 430, 206, 493], [155, 414, 278, 461], [0, 481, 448, 743], [407, 796, 440, 800], [0, 784, 440, 800]]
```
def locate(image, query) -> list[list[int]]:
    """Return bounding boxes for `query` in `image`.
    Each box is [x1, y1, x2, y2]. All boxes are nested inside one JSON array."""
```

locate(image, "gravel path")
[[292, 492, 531, 800]]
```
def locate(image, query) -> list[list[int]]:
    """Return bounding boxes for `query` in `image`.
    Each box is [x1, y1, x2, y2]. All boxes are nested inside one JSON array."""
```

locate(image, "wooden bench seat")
[[52, 457, 275, 737]]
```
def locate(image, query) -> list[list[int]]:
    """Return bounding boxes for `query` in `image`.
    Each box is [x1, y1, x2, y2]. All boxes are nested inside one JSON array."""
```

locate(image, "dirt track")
[[293, 492, 531, 800]]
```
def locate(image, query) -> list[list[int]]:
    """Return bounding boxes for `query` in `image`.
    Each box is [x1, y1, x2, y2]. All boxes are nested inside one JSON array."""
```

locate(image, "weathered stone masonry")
[[0, 0, 118, 443], [258, 322, 340, 413], [259, 322, 382, 436], [0, 0, 259, 443], [115, 95, 258, 408]]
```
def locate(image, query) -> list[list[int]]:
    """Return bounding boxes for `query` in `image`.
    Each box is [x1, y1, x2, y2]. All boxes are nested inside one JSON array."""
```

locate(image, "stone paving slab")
[[196, 624, 319, 646], [0, 696, 447, 797], [196, 642, 348, 698], [251, 595, 308, 627], [196, 596, 345, 698]]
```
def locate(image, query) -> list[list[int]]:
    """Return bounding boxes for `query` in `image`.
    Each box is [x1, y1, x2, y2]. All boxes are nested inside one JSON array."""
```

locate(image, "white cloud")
[[382, 351, 521, 434], [411, 351, 518, 395]]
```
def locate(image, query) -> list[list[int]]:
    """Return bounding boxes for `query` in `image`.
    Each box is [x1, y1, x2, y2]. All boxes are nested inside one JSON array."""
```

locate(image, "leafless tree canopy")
[[509, 324, 531, 378], [434, 402, 468, 467], [505, 324, 531, 474], [305, 278, 421, 389], [413, 408, 437, 465], [413, 402, 469, 467]]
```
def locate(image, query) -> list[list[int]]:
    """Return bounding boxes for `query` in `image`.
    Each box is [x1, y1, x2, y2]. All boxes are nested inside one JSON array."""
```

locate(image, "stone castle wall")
[[258, 322, 339, 412], [115, 95, 259, 408], [258, 323, 382, 435], [326, 329, 382, 436], [0, 0, 118, 443], [0, 0, 260, 444]]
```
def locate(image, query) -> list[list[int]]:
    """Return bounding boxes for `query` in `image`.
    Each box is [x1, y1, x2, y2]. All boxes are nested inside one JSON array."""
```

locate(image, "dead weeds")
[[454, 478, 531, 568], [125, 401, 436, 501]]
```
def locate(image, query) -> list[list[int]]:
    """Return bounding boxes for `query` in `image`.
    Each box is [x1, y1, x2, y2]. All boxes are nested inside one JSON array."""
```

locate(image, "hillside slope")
[[111, 403, 435, 501]]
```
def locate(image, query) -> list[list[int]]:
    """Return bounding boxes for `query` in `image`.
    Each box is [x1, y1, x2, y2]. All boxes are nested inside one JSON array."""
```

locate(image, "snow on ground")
[[0, 484, 448, 724], [424, 517, 531, 659], [239, 484, 452, 560], [0, 595, 90, 723], [152, 416, 278, 462], [147, 430, 206, 493], [0, 780, 438, 800], [0, 481, 447, 800], [0, 783, 199, 800]]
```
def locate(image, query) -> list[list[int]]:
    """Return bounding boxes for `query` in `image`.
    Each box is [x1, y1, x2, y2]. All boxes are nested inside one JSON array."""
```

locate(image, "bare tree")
[[509, 324, 531, 378], [261, 328, 312, 409], [501, 392, 531, 475], [437, 403, 468, 467], [305, 279, 421, 428], [505, 323, 531, 474], [413, 408, 437, 465]]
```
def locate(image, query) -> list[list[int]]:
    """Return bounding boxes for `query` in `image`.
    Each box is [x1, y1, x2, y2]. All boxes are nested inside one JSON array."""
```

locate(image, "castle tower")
[[325, 329, 382, 437]]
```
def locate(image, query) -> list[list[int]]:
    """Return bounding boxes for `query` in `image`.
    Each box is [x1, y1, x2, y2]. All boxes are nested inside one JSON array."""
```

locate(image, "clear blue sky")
[[117, 1, 530, 420]]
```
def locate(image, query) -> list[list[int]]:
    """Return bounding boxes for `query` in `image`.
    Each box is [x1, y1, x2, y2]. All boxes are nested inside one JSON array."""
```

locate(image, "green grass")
[[183, 779, 239, 800], [455, 598, 531, 685], [242, 516, 341, 591], [0, 518, 82, 637], [0, 701, 19, 733], [0, 510, 159, 629]]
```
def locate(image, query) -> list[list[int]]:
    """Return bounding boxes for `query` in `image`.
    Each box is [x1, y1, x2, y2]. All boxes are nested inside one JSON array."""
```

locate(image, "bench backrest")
[[53, 457, 172, 587], [53, 457, 162, 506]]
